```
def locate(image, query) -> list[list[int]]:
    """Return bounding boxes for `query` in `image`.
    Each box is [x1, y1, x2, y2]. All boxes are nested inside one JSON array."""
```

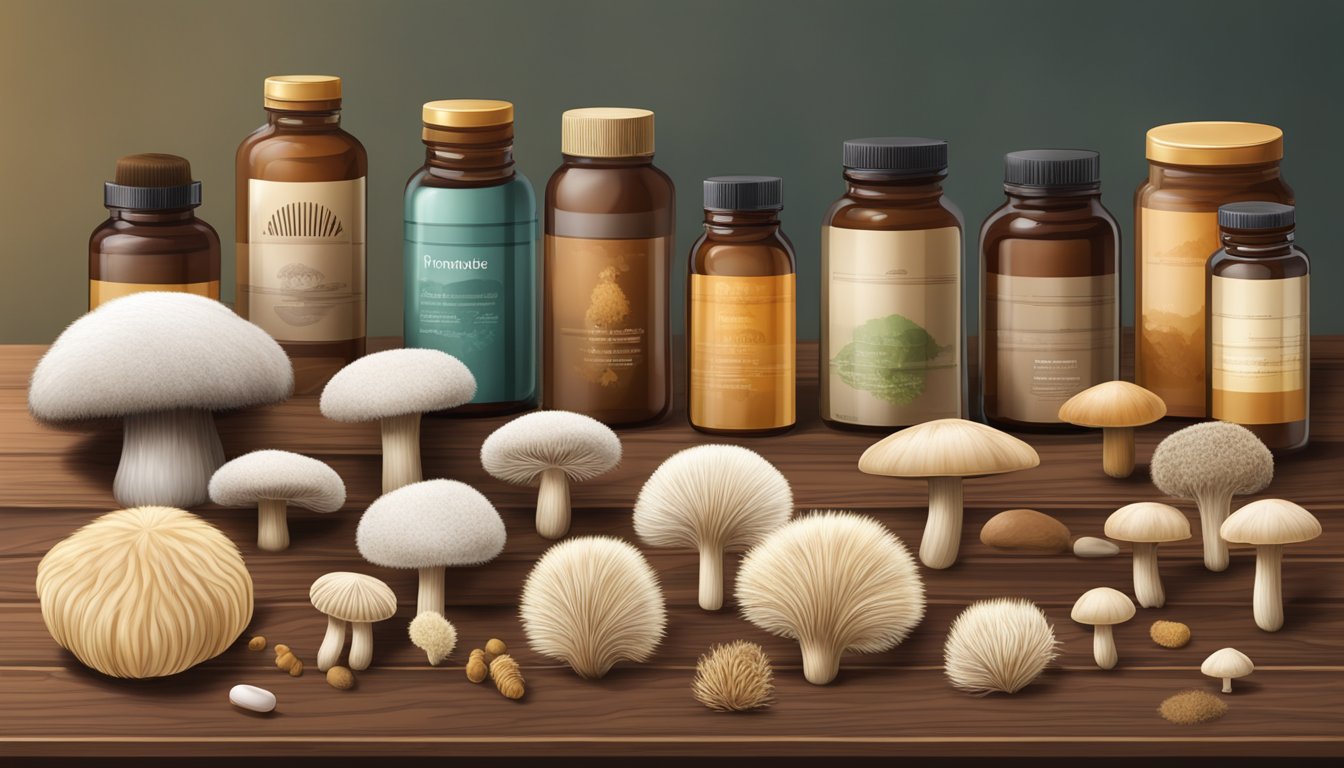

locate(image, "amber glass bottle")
[[543, 108, 673, 426], [688, 176, 796, 435], [980, 150, 1119, 429], [820, 138, 965, 431], [89, 153, 220, 309], [1208, 202, 1309, 451], [236, 75, 368, 393]]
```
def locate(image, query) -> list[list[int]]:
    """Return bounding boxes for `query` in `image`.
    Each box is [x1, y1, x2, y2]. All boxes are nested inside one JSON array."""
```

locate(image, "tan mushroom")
[[1104, 502, 1191, 608], [858, 419, 1039, 569], [1221, 499, 1321, 632], [1058, 381, 1166, 478], [310, 571, 398, 672], [1201, 647, 1253, 693], [1071, 587, 1135, 670]]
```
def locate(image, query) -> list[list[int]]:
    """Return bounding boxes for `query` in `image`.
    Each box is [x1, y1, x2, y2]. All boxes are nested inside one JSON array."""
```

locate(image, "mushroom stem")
[[1092, 624, 1118, 670], [799, 637, 842, 685], [417, 566, 445, 617], [348, 621, 375, 671], [1252, 544, 1285, 632], [379, 412, 423, 493], [1193, 489, 1234, 572], [115, 408, 224, 508], [256, 498, 290, 552], [1101, 427, 1136, 479], [698, 544, 725, 612], [1222, 677, 1233, 694], [535, 468, 572, 539], [1132, 542, 1165, 608], [921, 476, 965, 569], [317, 615, 347, 672]]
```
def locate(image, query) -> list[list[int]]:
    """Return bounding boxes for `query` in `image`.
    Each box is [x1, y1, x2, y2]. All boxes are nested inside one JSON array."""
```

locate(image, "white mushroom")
[[1103, 502, 1191, 608], [1071, 587, 1135, 670], [320, 349, 476, 493], [1220, 499, 1322, 632], [208, 450, 345, 551], [309, 571, 398, 671], [28, 293, 292, 508], [1201, 647, 1254, 693], [480, 410, 621, 539]]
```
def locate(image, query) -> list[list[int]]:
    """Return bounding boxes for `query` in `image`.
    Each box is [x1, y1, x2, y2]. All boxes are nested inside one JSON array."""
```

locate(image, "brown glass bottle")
[[236, 75, 368, 394], [90, 153, 220, 308], [543, 108, 673, 426], [980, 150, 1119, 430], [1207, 202, 1309, 452], [688, 176, 796, 435]]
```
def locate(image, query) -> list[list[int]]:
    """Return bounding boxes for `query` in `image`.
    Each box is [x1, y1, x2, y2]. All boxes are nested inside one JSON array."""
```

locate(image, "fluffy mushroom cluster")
[[208, 450, 346, 552], [1221, 498, 1321, 632], [1058, 381, 1166, 478], [1104, 502, 1191, 608], [943, 598, 1058, 695], [28, 293, 292, 508], [310, 571, 398, 671]]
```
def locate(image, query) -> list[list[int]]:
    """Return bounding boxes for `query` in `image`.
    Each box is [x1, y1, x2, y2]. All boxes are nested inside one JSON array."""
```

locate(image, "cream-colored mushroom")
[[1221, 499, 1321, 632], [1201, 647, 1253, 694], [1104, 502, 1191, 608], [1058, 381, 1166, 478], [310, 571, 398, 672], [1071, 587, 1135, 670]]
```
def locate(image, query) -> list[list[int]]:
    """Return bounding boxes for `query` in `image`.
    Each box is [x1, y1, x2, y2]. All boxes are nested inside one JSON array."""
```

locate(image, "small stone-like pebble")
[[1150, 620, 1192, 649], [247, 636, 266, 651], [229, 684, 276, 713], [327, 666, 355, 690], [1073, 536, 1120, 558], [980, 509, 1072, 553]]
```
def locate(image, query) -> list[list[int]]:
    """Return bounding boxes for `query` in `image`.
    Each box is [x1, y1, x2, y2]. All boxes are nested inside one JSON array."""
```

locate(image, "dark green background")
[[2, 0, 1340, 342]]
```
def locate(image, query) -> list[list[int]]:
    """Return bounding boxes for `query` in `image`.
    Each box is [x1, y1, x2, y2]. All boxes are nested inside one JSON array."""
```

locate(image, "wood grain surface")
[[1, 338, 1340, 760]]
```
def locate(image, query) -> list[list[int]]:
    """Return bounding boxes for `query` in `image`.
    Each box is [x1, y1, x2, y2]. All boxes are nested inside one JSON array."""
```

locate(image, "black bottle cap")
[[703, 176, 783, 211], [1004, 149, 1101, 188], [843, 137, 948, 175], [1219, 201, 1295, 230], [103, 153, 202, 210]]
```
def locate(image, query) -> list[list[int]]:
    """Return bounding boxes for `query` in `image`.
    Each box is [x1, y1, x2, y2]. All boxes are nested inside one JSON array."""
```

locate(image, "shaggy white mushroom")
[[320, 349, 476, 493], [943, 598, 1058, 695], [208, 450, 346, 552], [480, 410, 621, 539], [28, 293, 292, 508], [356, 479, 506, 616]]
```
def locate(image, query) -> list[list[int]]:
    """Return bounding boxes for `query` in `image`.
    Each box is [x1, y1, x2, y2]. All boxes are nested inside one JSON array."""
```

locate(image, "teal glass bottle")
[[404, 100, 537, 415]]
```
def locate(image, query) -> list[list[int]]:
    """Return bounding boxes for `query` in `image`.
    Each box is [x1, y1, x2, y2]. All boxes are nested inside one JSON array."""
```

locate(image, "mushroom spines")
[[943, 598, 1058, 695], [1150, 421, 1274, 498], [309, 571, 398, 624], [319, 348, 477, 422], [355, 479, 506, 570], [480, 410, 622, 485], [858, 418, 1039, 478], [208, 450, 346, 513]]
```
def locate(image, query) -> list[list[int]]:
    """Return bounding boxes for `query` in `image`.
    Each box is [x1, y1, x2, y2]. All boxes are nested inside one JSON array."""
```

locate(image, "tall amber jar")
[[1134, 122, 1292, 418]]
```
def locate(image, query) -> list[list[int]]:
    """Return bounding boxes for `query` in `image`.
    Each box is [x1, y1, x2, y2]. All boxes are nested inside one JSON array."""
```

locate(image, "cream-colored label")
[[1138, 207, 1217, 417], [1211, 275, 1308, 424], [988, 272, 1116, 423], [246, 178, 366, 342], [822, 225, 962, 426], [90, 280, 219, 309]]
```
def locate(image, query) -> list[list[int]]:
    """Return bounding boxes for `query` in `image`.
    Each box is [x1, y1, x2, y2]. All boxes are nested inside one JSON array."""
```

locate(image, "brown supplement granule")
[[1150, 620, 1191, 648], [1159, 689, 1228, 724]]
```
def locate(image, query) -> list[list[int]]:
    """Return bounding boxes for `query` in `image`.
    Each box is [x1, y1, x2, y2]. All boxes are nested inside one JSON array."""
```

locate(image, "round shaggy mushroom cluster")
[[943, 598, 1058, 695]]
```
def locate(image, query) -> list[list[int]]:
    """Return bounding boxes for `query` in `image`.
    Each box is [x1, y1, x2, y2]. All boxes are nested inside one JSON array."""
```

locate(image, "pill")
[[229, 684, 276, 713]]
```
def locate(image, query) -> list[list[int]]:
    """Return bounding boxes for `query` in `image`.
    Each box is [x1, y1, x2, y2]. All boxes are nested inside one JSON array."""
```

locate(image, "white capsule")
[[229, 684, 276, 713]]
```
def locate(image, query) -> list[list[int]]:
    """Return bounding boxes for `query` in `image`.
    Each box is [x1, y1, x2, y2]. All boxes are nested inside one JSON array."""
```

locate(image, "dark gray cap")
[[843, 137, 947, 174], [1219, 201, 1295, 230], [703, 176, 783, 211], [1004, 149, 1100, 188]]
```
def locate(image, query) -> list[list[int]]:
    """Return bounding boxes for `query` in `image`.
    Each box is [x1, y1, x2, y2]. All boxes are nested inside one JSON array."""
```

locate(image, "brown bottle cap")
[[423, 99, 514, 128], [264, 75, 342, 110], [562, 107, 654, 158], [106, 154, 201, 210], [1146, 122, 1283, 166]]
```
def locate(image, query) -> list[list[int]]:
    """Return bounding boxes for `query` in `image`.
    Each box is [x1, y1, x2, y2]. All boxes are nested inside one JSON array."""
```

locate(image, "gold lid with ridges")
[[562, 107, 655, 158], [422, 99, 514, 129], [264, 75, 342, 109], [1146, 121, 1283, 166]]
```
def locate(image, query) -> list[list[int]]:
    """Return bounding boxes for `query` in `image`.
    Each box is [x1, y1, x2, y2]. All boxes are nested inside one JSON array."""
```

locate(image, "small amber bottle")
[[1208, 202, 1309, 451], [688, 176, 796, 435]]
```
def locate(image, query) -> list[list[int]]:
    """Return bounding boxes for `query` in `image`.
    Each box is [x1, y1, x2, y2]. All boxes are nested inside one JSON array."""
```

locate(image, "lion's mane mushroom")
[[208, 450, 346, 552], [1150, 421, 1273, 572], [1104, 502, 1191, 609], [634, 445, 793, 611], [943, 598, 1058, 695], [1071, 587, 1135, 670], [310, 571, 398, 671], [735, 511, 925, 685], [858, 418, 1039, 569], [35, 506, 253, 678], [356, 479, 506, 617], [1202, 647, 1254, 693], [28, 293, 292, 508], [320, 349, 476, 493], [1220, 498, 1321, 632], [480, 410, 621, 539], [1058, 381, 1167, 478]]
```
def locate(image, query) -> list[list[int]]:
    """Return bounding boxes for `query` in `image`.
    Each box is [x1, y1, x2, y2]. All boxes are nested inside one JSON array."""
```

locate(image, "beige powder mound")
[[1150, 620, 1192, 649], [1159, 689, 1228, 724]]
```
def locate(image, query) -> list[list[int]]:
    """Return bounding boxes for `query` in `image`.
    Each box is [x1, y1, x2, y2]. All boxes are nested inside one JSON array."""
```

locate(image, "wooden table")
[[1, 337, 1341, 762]]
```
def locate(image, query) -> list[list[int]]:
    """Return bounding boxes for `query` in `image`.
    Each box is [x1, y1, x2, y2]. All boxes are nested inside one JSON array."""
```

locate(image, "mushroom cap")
[[858, 418, 1039, 479], [319, 348, 476, 422], [355, 479, 506, 569], [208, 450, 346, 513], [1150, 421, 1273, 500], [1201, 647, 1254, 679], [1103, 502, 1191, 544], [1070, 587, 1136, 626], [1221, 498, 1322, 546], [28, 292, 292, 422], [1058, 381, 1167, 428], [309, 571, 398, 623], [480, 410, 621, 485]]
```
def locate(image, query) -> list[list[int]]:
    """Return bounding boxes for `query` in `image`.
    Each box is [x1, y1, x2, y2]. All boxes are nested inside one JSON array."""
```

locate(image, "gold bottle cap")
[[422, 99, 514, 128], [1146, 121, 1283, 166], [561, 107, 655, 158], [264, 75, 342, 110]]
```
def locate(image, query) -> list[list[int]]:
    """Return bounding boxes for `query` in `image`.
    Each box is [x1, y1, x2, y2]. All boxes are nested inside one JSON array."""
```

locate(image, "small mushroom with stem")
[[480, 411, 621, 539], [1103, 502, 1191, 608], [1071, 587, 1135, 670], [310, 571, 398, 671], [1058, 381, 1167, 478], [208, 450, 345, 551], [1220, 498, 1322, 632], [356, 479, 506, 616], [320, 349, 476, 493], [1202, 648, 1254, 693], [858, 419, 1039, 569]]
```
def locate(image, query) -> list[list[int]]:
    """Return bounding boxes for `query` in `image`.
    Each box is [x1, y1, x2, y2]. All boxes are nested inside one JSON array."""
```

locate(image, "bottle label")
[[823, 225, 963, 426], [1211, 274, 1308, 424], [245, 178, 366, 343], [689, 273, 796, 430], [988, 269, 1117, 424], [90, 280, 220, 309], [1138, 207, 1217, 417]]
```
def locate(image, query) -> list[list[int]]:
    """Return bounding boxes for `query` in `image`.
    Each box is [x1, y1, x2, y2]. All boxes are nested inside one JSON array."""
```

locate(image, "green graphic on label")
[[832, 314, 948, 406]]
